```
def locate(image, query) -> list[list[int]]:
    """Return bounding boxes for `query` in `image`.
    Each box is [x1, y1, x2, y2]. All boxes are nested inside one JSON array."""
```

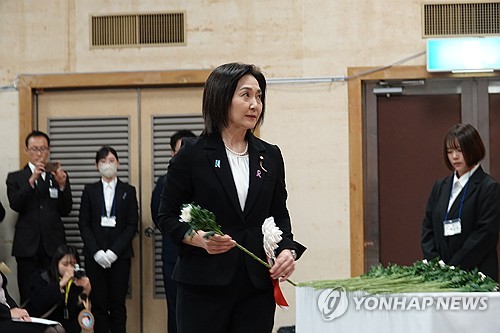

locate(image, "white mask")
[[99, 162, 118, 179]]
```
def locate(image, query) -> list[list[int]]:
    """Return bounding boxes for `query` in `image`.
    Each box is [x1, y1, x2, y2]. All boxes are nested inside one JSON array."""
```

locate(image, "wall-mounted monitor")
[[427, 37, 500, 73]]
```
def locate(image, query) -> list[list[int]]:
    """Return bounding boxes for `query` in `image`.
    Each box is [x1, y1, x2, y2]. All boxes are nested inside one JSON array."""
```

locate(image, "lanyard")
[[65, 278, 73, 306], [101, 188, 117, 217], [444, 174, 470, 221]]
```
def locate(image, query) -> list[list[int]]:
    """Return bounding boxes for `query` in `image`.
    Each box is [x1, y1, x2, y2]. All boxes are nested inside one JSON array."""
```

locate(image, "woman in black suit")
[[158, 63, 305, 333], [421, 123, 500, 280], [78, 146, 138, 333], [1, 272, 65, 333]]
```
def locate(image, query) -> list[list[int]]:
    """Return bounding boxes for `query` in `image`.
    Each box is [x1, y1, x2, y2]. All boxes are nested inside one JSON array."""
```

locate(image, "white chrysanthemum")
[[262, 217, 282, 261], [422, 259, 428, 264], [438, 260, 446, 268], [180, 204, 193, 223], [478, 272, 487, 281]]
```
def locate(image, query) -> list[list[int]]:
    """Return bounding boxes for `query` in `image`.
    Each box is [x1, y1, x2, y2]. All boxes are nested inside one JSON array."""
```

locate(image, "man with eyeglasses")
[[6, 130, 73, 304]]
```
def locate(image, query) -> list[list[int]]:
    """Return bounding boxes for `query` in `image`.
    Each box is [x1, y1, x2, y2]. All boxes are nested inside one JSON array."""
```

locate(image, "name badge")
[[49, 187, 59, 199], [443, 218, 462, 236], [78, 309, 95, 332], [101, 216, 116, 227]]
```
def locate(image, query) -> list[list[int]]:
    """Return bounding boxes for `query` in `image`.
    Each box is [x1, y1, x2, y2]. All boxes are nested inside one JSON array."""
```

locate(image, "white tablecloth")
[[296, 287, 500, 332]]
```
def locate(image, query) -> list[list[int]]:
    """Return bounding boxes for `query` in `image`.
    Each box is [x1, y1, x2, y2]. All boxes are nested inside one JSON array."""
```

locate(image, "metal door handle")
[[144, 226, 155, 237]]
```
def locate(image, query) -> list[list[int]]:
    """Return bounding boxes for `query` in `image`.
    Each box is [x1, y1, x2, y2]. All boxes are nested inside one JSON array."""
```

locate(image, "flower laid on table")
[[179, 203, 296, 286], [298, 258, 498, 293]]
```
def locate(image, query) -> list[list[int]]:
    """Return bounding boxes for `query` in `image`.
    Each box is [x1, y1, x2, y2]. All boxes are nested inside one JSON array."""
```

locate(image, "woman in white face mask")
[[78, 146, 139, 333]]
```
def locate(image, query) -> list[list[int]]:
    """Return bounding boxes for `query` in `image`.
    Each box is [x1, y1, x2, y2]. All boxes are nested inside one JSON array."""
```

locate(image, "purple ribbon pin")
[[256, 170, 262, 178]]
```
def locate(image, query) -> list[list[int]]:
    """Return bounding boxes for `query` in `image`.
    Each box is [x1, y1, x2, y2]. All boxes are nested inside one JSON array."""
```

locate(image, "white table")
[[296, 286, 500, 332]]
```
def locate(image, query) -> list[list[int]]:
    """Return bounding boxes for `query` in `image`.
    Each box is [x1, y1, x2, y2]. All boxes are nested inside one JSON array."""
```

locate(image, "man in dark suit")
[[78, 146, 138, 333], [6, 130, 72, 304], [150, 129, 195, 333]]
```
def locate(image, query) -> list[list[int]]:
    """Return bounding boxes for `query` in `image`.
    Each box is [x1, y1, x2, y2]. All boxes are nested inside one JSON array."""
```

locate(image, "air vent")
[[91, 12, 186, 48], [423, 2, 500, 37]]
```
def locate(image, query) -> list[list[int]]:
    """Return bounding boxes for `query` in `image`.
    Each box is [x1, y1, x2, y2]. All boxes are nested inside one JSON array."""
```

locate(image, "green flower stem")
[[234, 242, 297, 287]]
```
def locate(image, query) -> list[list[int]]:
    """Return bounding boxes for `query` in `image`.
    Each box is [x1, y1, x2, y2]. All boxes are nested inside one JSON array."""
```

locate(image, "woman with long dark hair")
[[28, 244, 91, 333]]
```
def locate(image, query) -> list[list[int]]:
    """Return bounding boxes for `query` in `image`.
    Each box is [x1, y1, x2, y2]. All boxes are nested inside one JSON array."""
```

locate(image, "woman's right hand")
[[10, 307, 31, 321], [59, 266, 74, 290]]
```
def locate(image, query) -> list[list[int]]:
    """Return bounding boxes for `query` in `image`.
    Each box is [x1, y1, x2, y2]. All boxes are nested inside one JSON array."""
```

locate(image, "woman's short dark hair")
[[49, 244, 81, 281], [95, 146, 119, 164], [202, 63, 266, 135], [443, 123, 485, 170]]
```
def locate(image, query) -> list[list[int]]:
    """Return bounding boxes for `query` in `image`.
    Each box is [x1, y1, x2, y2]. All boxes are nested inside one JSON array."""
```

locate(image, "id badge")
[[443, 218, 462, 236], [101, 216, 116, 227], [49, 187, 59, 198]]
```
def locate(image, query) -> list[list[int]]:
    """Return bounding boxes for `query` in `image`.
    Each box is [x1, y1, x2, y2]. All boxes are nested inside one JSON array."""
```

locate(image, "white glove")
[[105, 249, 118, 265], [94, 250, 111, 269]]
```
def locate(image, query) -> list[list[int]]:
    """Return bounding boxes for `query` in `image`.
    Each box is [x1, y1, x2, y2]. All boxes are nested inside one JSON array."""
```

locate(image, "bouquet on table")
[[179, 203, 294, 306], [299, 258, 499, 293]]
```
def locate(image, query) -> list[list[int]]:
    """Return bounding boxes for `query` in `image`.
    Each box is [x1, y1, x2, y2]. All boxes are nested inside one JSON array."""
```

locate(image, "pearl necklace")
[[224, 142, 248, 156]]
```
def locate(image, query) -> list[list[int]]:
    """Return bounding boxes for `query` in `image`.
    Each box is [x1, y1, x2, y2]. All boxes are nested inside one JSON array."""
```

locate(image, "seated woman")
[[1, 271, 64, 333], [28, 245, 91, 333]]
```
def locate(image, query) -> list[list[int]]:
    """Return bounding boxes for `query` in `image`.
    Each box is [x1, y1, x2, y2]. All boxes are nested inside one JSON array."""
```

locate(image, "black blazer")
[[151, 173, 178, 263], [421, 166, 500, 280], [78, 179, 139, 259], [28, 270, 84, 333], [0, 272, 18, 321], [6, 166, 73, 257], [158, 133, 305, 289]]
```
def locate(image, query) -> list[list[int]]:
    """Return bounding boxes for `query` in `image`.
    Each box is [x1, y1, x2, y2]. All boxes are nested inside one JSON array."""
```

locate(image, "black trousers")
[[86, 257, 131, 333], [176, 258, 276, 333], [16, 243, 51, 305], [162, 259, 177, 333]]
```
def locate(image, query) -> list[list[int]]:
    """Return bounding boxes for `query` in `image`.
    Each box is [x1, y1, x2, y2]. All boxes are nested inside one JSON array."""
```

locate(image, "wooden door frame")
[[17, 70, 212, 167], [347, 65, 500, 276]]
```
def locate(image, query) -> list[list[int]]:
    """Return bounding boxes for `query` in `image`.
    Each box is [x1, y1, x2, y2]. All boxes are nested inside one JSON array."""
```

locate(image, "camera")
[[74, 264, 86, 279], [45, 161, 59, 173]]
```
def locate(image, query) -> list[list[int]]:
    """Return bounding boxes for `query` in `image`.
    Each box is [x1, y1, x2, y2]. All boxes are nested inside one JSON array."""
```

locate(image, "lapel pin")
[[259, 156, 267, 173], [215, 159, 221, 168], [256, 170, 262, 178]]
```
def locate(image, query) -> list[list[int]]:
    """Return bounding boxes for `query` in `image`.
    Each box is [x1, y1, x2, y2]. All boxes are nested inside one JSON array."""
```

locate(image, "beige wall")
[[0, 0, 448, 329]]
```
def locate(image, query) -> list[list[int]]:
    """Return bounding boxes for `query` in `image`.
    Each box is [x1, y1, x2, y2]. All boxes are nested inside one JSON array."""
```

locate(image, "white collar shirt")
[[447, 164, 480, 212], [102, 178, 117, 217]]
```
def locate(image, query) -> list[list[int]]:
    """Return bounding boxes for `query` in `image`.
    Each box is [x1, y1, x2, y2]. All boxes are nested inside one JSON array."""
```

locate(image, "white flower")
[[438, 260, 446, 268], [478, 272, 487, 281], [262, 217, 283, 261], [422, 259, 428, 264], [180, 204, 193, 223]]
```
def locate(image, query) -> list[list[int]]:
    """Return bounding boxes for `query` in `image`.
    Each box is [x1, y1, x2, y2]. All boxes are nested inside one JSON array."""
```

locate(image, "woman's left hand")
[[269, 249, 295, 281]]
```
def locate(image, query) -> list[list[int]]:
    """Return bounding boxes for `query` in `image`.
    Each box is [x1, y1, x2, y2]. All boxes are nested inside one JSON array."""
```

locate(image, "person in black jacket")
[[78, 146, 138, 333], [421, 123, 500, 280], [1, 271, 65, 333], [6, 130, 73, 304], [28, 245, 91, 333], [150, 129, 195, 333], [158, 63, 306, 333]]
